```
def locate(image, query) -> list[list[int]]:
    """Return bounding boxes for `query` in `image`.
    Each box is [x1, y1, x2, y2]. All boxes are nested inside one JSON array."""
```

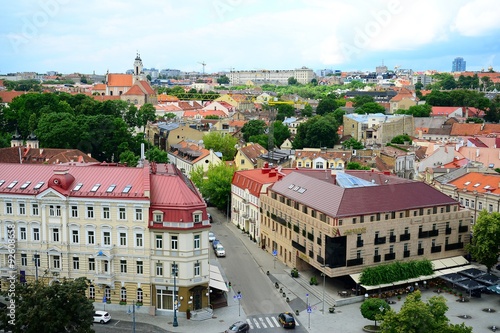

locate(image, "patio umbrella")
[[440, 273, 468, 283], [459, 268, 486, 279], [487, 284, 500, 294], [475, 273, 500, 286], [455, 278, 486, 297]]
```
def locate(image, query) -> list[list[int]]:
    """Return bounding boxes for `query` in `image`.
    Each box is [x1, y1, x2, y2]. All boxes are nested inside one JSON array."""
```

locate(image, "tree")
[[301, 104, 313, 117], [276, 104, 295, 121], [202, 131, 238, 161], [164, 112, 177, 120], [346, 162, 370, 170], [36, 112, 80, 148], [292, 115, 339, 149], [395, 104, 432, 117], [288, 77, 298, 85], [190, 163, 235, 211], [356, 102, 386, 114], [391, 134, 412, 144], [137, 103, 157, 132], [273, 121, 291, 148], [466, 211, 500, 272], [0, 277, 94, 333], [316, 95, 339, 115], [352, 95, 375, 108], [217, 75, 230, 84], [241, 119, 267, 142], [343, 138, 364, 149], [119, 150, 140, 167], [249, 134, 269, 149], [332, 108, 346, 124], [380, 291, 472, 333], [414, 82, 424, 90], [145, 146, 169, 163], [360, 298, 390, 327]]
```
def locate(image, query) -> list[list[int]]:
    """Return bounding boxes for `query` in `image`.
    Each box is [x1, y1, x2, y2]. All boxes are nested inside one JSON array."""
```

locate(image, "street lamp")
[[172, 261, 179, 327], [273, 227, 277, 269], [306, 293, 310, 329], [321, 264, 329, 314], [206, 288, 212, 309], [32, 251, 39, 281], [236, 291, 242, 316]]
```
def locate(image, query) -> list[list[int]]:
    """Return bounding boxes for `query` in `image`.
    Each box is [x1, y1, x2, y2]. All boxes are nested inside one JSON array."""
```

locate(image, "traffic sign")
[[307, 306, 312, 313], [237, 293, 242, 299], [103, 297, 107, 303], [272, 250, 277, 256]]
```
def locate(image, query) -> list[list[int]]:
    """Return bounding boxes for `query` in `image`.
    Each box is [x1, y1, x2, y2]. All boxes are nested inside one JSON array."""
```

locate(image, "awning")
[[209, 264, 228, 292], [431, 256, 469, 270], [350, 273, 362, 284]]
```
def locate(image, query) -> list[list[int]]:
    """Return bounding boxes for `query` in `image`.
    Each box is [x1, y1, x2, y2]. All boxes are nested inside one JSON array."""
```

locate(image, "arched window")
[[121, 287, 127, 301], [105, 286, 111, 301], [137, 288, 143, 303], [89, 285, 95, 299]]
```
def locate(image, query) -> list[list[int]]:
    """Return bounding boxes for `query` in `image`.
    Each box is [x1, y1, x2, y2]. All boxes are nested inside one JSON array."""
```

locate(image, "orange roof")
[[93, 84, 106, 90], [448, 172, 500, 194], [90, 95, 121, 102], [231, 168, 296, 198], [137, 80, 155, 95], [451, 123, 500, 136], [0, 90, 25, 103], [122, 85, 144, 96], [229, 120, 246, 128], [157, 94, 179, 102], [107, 74, 133, 87]]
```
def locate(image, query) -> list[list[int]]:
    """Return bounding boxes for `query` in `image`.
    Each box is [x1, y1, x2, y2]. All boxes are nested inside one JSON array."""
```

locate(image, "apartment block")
[[259, 170, 471, 279]]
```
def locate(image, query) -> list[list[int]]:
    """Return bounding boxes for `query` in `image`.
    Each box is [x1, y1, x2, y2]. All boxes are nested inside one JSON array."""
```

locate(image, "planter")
[[295, 310, 299, 315], [329, 307, 335, 313]]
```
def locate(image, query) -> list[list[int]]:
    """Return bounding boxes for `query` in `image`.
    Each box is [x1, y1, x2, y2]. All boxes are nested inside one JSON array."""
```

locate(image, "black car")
[[278, 312, 296, 328], [225, 321, 250, 333]]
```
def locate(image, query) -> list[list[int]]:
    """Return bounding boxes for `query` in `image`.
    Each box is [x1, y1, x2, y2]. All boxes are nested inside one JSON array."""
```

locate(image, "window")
[[404, 243, 409, 251], [315, 162, 324, 169], [20, 227, 27, 240], [33, 227, 40, 241], [154, 213, 163, 222], [389, 245, 394, 254], [52, 228, 60, 242], [32, 203, 39, 216], [119, 207, 126, 220], [155, 234, 163, 249], [120, 260, 127, 273], [135, 233, 143, 247], [89, 285, 95, 299], [49, 205, 61, 217], [52, 255, 61, 269], [489, 204, 493, 213], [418, 241, 423, 249], [120, 287, 126, 301], [5, 202, 12, 215], [103, 260, 109, 272], [102, 206, 110, 219], [171, 235, 178, 250], [72, 230, 79, 243], [478, 202, 483, 210], [88, 258, 95, 271], [171, 263, 178, 277], [119, 232, 127, 246], [103, 231, 111, 245], [156, 262, 163, 276], [87, 230, 95, 244], [137, 289, 143, 303], [374, 248, 379, 256], [136, 261, 143, 275], [194, 234, 200, 250], [194, 261, 200, 276], [135, 208, 143, 221], [21, 254, 27, 266], [87, 206, 94, 219], [34, 254, 40, 267], [71, 205, 78, 218], [104, 286, 111, 300], [73, 257, 79, 270], [19, 203, 26, 215], [194, 213, 201, 223]]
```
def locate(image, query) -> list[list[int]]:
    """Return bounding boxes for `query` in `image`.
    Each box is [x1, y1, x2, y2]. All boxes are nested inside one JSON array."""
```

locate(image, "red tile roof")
[[240, 143, 267, 164], [0, 90, 25, 103], [107, 74, 133, 87], [448, 172, 500, 195], [0, 147, 99, 164], [431, 107, 462, 117], [122, 84, 144, 96], [451, 123, 500, 136]]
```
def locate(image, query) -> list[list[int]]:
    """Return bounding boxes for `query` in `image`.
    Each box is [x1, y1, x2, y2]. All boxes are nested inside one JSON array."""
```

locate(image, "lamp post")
[[32, 251, 39, 281], [306, 293, 310, 329], [236, 291, 242, 316], [321, 264, 329, 314], [172, 262, 179, 327], [273, 227, 277, 269]]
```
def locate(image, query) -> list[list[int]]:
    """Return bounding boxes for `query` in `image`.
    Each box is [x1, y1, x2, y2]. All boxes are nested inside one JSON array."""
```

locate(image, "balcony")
[[356, 240, 364, 248], [389, 235, 396, 243], [445, 227, 452, 235], [418, 248, 424, 255], [346, 258, 363, 267], [429, 230, 439, 237], [292, 240, 305, 253], [0, 267, 15, 278], [399, 233, 411, 241], [445, 242, 464, 251], [458, 225, 468, 233], [431, 245, 442, 253], [374, 237, 386, 245], [384, 253, 396, 261], [403, 250, 410, 258], [94, 272, 116, 286], [373, 255, 381, 263]]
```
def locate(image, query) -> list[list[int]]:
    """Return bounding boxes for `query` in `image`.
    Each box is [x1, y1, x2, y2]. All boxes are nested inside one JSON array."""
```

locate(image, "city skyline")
[[1, 0, 500, 75]]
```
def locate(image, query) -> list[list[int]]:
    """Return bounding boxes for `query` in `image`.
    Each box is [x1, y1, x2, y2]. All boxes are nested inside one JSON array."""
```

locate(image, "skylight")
[[90, 184, 101, 192], [473, 183, 480, 187], [34, 182, 44, 190], [464, 181, 471, 185], [0, 180, 4, 187], [106, 184, 116, 193], [7, 181, 18, 189], [288, 184, 295, 189], [293, 186, 300, 191], [20, 181, 31, 189], [298, 188, 307, 194], [122, 185, 132, 193], [484, 185, 491, 189], [73, 183, 83, 191]]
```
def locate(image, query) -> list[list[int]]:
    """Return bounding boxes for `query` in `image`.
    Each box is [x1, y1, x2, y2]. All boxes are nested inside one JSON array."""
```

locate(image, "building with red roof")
[[0, 162, 212, 314]]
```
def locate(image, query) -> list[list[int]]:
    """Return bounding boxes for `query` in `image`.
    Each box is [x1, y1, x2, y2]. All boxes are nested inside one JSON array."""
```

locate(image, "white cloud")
[[451, 0, 500, 36]]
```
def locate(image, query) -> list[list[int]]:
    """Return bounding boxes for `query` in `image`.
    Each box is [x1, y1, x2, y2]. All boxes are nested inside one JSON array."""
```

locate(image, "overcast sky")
[[1, 0, 500, 75]]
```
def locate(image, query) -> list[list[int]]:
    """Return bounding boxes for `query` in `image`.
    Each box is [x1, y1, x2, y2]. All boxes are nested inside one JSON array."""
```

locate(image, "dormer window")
[[193, 211, 202, 223], [153, 211, 163, 223]]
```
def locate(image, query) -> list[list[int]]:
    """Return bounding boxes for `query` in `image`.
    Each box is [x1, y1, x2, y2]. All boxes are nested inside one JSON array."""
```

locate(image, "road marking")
[[265, 316, 274, 327], [259, 317, 268, 328], [271, 316, 280, 327], [246, 318, 254, 329]]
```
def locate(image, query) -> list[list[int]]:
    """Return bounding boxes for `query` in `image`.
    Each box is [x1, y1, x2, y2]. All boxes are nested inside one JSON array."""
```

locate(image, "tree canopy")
[[356, 102, 386, 114], [202, 131, 238, 161], [395, 104, 432, 117], [241, 119, 267, 142], [391, 134, 412, 145], [466, 210, 500, 272], [343, 137, 364, 150], [316, 94, 340, 115], [190, 163, 235, 211], [352, 95, 375, 108], [292, 114, 339, 149], [360, 298, 390, 327], [0, 277, 94, 333]]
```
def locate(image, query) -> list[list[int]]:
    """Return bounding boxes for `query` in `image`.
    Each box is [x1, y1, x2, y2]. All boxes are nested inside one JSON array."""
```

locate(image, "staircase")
[[189, 307, 213, 321]]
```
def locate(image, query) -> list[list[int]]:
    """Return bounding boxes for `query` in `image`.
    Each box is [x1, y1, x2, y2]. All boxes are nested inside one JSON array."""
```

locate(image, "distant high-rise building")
[[452, 57, 466, 72]]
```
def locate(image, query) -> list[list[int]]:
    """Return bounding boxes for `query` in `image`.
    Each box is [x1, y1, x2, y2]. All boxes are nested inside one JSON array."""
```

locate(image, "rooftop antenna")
[[198, 61, 206, 76]]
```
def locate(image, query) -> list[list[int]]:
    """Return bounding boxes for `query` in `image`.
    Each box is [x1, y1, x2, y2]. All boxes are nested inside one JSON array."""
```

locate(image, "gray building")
[[452, 57, 466, 72]]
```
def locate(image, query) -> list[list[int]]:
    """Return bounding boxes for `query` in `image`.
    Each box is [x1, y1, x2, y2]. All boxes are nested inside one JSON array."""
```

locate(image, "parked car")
[[208, 213, 213, 223], [225, 321, 249, 333], [278, 312, 296, 328], [208, 231, 216, 242], [215, 244, 226, 257], [212, 239, 220, 249], [93, 311, 111, 324]]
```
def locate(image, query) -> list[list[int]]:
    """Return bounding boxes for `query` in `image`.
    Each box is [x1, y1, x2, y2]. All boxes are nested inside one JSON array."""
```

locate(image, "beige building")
[[228, 67, 315, 85], [168, 140, 222, 177], [259, 170, 471, 280], [234, 143, 267, 170], [294, 149, 352, 172], [343, 113, 414, 145]]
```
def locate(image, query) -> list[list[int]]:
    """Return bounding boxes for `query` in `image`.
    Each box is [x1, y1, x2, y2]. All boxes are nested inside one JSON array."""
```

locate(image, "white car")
[[208, 231, 216, 242], [215, 244, 226, 257], [93, 310, 111, 324]]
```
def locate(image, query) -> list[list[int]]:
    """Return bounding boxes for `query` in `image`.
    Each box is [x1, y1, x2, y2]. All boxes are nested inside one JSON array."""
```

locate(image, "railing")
[[403, 250, 410, 258], [373, 255, 381, 263], [445, 242, 464, 251], [400, 233, 411, 241], [431, 245, 442, 253], [374, 237, 386, 245], [346, 258, 363, 267], [445, 227, 452, 235], [418, 248, 424, 255], [356, 240, 364, 248], [458, 225, 468, 233], [389, 235, 396, 243], [384, 253, 396, 261]]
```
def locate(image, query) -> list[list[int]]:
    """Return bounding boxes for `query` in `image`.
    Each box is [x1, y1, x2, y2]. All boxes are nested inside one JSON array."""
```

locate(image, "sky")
[[1, 0, 500, 75]]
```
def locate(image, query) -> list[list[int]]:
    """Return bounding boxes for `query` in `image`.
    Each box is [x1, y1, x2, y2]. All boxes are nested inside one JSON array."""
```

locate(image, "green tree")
[[273, 121, 291, 148], [343, 137, 364, 149], [276, 104, 295, 121], [380, 291, 472, 333], [288, 77, 298, 85], [138, 103, 157, 132], [360, 298, 390, 327], [36, 112, 80, 148], [352, 95, 375, 108], [164, 112, 177, 120], [414, 82, 424, 90], [466, 211, 500, 272], [332, 108, 346, 124], [203, 131, 238, 161], [217, 75, 230, 84], [124, 103, 138, 127], [395, 104, 431, 117], [0, 277, 94, 333], [249, 134, 269, 149], [146, 146, 169, 163], [316, 95, 339, 115], [190, 163, 235, 211], [301, 103, 313, 117], [391, 134, 412, 144], [205, 115, 219, 119], [241, 119, 267, 142], [356, 102, 386, 114], [292, 115, 339, 149], [346, 161, 370, 170], [119, 150, 140, 167]]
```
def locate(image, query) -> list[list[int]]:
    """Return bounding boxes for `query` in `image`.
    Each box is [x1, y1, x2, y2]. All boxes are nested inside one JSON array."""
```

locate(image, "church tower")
[[134, 53, 143, 76]]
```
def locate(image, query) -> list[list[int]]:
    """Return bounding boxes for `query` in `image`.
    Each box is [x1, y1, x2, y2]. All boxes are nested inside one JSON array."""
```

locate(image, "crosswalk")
[[246, 315, 300, 329]]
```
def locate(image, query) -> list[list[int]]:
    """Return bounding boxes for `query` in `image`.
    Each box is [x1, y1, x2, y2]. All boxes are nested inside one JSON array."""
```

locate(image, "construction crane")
[[198, 61, 206, 76]]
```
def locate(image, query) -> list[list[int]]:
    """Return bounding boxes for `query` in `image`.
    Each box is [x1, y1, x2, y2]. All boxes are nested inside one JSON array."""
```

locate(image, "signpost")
[[306, 293, 310, 329]]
